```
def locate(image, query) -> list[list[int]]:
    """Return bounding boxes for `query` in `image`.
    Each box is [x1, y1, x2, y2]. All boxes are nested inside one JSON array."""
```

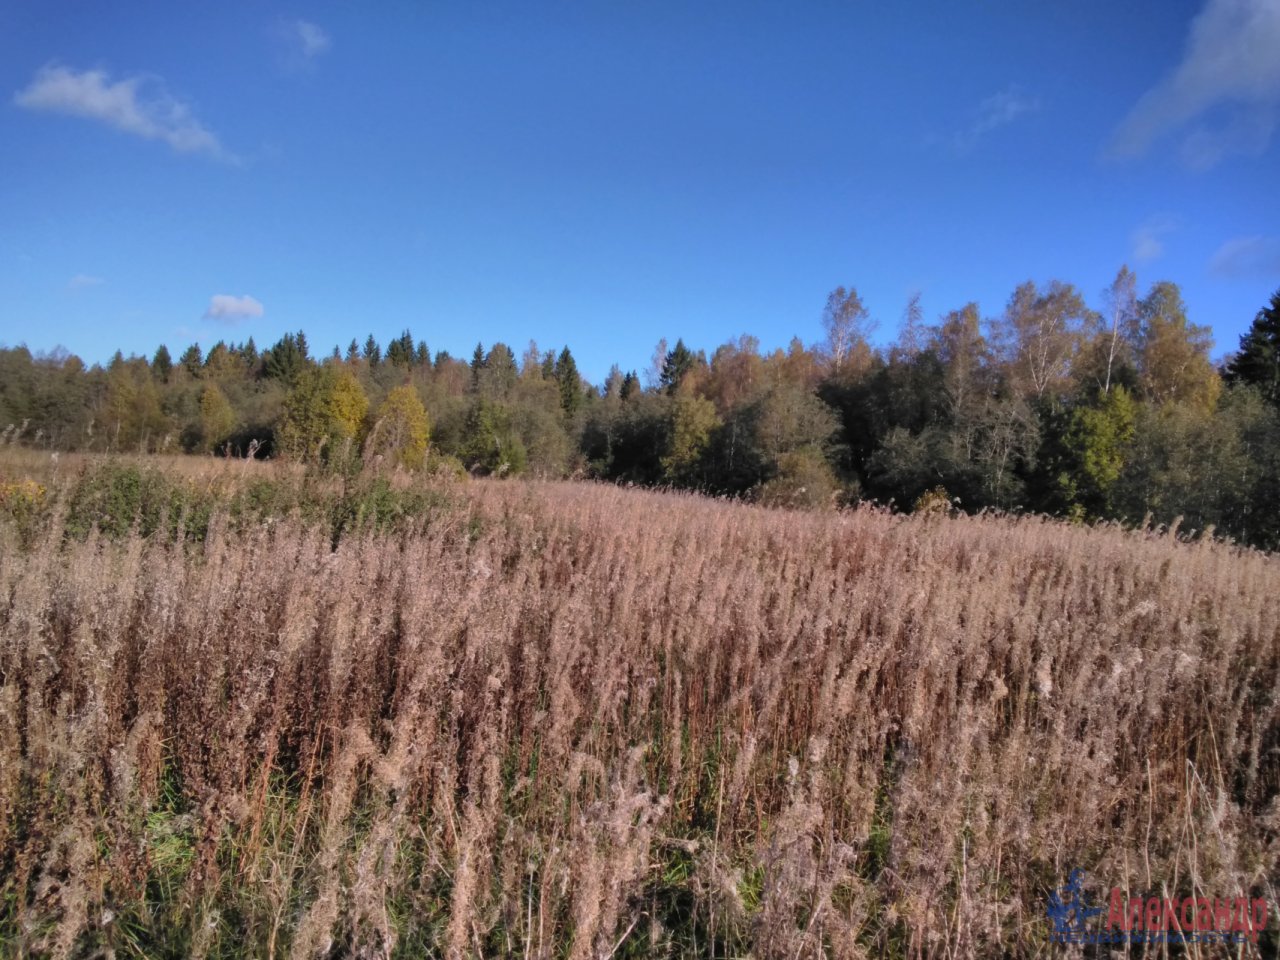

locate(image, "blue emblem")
[[1046, 869, 1104, 939]]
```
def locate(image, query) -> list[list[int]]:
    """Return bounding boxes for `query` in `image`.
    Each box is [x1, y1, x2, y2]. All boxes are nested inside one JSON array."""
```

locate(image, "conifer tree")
[[1226, 288, 1280, 404]]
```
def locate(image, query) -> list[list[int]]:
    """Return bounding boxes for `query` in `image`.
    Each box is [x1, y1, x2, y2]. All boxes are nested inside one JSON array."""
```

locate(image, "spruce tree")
[[1226, 288, 1280, 404]]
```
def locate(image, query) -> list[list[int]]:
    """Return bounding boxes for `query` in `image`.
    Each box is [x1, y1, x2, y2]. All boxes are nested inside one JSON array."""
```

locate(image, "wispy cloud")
[[203, 294, 264, 323], [953, 86, 1040, 153], [277, 19, 331, 70], [1131, 216, 1179, 263], [67, 273, 104, 290], [14, 64, 234, 162], [295, 20, 331, 58], [1110, 0, 1280, 170], [1209, 235, 1280, 278]]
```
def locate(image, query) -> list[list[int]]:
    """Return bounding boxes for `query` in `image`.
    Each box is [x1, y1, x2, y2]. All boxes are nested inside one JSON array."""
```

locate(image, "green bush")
[[63, 463, 215, 543]]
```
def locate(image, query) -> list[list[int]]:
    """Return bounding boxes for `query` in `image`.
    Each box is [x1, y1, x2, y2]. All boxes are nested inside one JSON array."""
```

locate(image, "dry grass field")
[[0, 453, 1277, 958]]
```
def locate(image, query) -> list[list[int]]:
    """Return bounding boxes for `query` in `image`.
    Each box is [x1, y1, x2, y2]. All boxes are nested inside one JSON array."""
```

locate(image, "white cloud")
[[67, 273, 104, 290], [203, 294, 264, 323], [1131, 216, 1178, 263], [953, 86, 1040, 152], [14, 64, 233, 162], [295, 20, 331, 58], [1209, 235, 1280, 278], [1111, 0, 1280, 169], [276, 19, 331, 69]]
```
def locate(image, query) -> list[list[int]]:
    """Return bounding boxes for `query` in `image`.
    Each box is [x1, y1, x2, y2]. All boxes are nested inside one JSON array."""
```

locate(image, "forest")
[[3, 272, 1280, 549]]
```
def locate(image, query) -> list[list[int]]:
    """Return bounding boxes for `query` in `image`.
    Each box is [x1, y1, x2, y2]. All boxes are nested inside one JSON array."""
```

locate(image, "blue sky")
[[2, 0, 1279, 382]]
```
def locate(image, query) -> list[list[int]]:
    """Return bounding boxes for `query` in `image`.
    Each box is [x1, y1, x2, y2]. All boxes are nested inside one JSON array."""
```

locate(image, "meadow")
[[0, 453, 1276, 958]]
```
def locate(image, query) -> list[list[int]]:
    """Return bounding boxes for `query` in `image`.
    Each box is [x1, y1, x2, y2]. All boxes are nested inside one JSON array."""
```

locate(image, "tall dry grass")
[[0, 470, 1277, 958]]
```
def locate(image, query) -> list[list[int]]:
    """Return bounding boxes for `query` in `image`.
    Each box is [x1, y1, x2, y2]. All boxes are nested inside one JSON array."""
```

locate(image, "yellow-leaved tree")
[[661, 392, 720, 485], [1137, 281, 1220, 410], [278, 367, 369, 463], [198, 383, 236, 451], [367, 384, 431, 470]]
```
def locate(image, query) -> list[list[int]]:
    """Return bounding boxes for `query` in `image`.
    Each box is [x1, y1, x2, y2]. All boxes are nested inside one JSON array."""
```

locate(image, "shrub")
[[62, 462, 215, 542], [0, 477, 47, 545]]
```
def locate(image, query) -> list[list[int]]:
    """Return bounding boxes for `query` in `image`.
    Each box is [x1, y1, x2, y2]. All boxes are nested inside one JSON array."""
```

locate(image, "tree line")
[[3, 274, 1279, 547]]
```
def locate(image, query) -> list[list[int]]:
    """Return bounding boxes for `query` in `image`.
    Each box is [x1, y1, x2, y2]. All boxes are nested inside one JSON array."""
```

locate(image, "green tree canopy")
[[660, 339, 697, 394], [179, 344, 203, 378], [198, 383, 236, 452], [263, 332, 311, 383], [554, 347, 583, 416], [461, 397, 527, 476], [1055, 387, 1137, 517], [152, 345, 173, 383], [1225, 288, 1280, 404], [278, 367, 369, 462]]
